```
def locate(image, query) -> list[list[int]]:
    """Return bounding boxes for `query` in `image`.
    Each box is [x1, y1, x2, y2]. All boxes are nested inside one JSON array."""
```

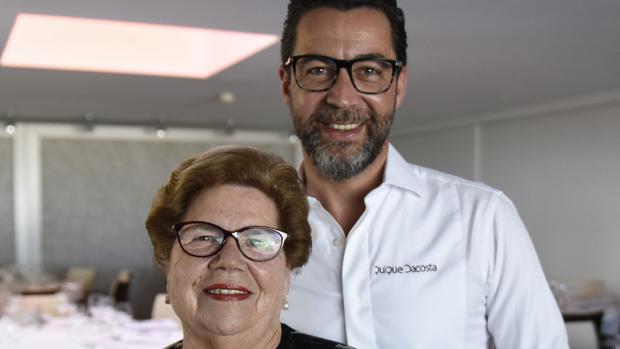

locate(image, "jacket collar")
[[298, 143, 426, 199], [382, 143, 426, 198]]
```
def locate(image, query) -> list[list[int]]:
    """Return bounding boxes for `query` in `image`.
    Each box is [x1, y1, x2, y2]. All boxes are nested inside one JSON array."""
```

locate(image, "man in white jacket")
[[278, 0, 569, 348]]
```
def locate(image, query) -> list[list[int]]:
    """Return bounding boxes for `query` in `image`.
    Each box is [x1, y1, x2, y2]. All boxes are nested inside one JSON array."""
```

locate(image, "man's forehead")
[[293, 7, 395, 59]]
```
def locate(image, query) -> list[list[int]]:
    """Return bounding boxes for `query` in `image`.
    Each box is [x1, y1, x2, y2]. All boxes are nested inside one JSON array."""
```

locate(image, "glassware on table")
[[61, 281, 84, 304], [0, 266, 17, 293], [549, 279, 570, 311], [114, 301, 134, 318], [0, 267, 18, 319], [87, 293, 113, 316], [86, 292, 133, 343], [0, 284, 10, 316]]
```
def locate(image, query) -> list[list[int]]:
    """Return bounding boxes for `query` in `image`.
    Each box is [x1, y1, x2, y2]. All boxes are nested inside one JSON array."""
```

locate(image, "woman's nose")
[[207, 237, 246, 271]]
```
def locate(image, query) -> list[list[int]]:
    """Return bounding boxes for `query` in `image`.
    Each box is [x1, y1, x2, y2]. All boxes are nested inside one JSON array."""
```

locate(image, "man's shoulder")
[[414, 162, 494, 190], [386, 144, 501, 199], [401, 160, 502, 199]]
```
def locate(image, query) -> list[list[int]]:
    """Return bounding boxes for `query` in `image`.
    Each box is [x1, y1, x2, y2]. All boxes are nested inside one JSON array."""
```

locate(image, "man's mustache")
[[310, 106, 371, 124]]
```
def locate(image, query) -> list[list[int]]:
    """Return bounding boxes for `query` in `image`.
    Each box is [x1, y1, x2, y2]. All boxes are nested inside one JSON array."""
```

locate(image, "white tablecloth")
[[0, 308, 182, 349]]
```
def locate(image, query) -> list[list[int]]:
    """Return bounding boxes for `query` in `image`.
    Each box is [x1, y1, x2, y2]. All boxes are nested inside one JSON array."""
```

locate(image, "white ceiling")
[[0, 0, 619, 134]]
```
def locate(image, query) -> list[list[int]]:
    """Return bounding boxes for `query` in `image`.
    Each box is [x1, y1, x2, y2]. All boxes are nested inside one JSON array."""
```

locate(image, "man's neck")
[[304, 143, 388, 235]]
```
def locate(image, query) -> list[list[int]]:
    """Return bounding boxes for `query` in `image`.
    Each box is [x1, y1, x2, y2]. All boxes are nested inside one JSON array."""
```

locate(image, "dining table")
[[0, 301, 182, 349], [562, 295, 620, 349]]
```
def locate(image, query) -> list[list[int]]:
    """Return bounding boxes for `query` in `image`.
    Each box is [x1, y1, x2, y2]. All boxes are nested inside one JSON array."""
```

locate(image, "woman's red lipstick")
[[204, 283, 251, 301]]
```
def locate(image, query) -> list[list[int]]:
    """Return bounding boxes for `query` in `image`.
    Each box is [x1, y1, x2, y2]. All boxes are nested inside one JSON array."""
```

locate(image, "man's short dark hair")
[[281, 0, 408, 65]]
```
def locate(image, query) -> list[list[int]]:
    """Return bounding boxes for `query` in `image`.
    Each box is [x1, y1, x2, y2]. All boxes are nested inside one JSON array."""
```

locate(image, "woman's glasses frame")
[[171, 221, 288, 262]]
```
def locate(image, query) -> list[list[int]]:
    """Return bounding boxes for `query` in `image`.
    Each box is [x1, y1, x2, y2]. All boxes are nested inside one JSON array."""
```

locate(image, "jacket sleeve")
[[484, 193, 569, 348]]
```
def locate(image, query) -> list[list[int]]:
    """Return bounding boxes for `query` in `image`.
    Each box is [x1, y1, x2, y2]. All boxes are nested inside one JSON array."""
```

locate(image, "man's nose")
[[326, 68, 362, 108]]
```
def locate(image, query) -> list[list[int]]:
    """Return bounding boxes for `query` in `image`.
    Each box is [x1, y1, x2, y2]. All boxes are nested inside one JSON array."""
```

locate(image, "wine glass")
[[549, 279, 569, 311]]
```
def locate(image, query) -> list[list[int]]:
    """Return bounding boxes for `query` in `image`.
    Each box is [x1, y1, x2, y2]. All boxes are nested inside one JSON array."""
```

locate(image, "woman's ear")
[[163, 260, 171, 282], [284, 267, 291, 293]]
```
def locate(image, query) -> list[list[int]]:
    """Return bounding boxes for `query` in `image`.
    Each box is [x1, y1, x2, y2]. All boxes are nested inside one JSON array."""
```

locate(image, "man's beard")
[[292, 104, 393, 181]]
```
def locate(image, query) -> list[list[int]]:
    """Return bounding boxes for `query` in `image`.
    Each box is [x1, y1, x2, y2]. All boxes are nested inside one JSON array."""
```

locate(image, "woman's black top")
[[163, 323, 354, 349]]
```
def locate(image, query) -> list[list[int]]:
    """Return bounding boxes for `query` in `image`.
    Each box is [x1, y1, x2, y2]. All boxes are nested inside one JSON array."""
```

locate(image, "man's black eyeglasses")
[[284, 54, 403, 94]]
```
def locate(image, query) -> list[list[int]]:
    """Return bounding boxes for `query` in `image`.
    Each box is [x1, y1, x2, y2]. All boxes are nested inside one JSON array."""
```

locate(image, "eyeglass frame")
[[283, 54, 403, 94], [171, 221, 289, 262]]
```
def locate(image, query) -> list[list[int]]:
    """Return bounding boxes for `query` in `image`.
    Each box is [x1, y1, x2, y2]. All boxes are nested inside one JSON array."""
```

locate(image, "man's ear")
[[279, 65, 292, 106], [394, 65, 408, 109]]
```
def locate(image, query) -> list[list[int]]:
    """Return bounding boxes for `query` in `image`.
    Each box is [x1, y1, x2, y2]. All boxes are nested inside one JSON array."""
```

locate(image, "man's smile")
[[327, 123, 362, 131]]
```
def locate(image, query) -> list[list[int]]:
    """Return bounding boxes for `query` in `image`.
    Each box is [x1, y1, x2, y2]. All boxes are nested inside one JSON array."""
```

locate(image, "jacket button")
[[333, 238, 345, 248]]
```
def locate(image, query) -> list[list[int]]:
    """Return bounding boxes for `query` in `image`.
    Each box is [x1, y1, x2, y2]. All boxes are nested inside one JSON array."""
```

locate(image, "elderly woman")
[[146, 146, 352, 349]]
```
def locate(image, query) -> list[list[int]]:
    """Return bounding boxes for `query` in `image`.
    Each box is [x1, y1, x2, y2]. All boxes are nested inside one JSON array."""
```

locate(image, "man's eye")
[[363, 67, 379, 75], [357, 66, 383, 76], [306, 66, 330, 75]]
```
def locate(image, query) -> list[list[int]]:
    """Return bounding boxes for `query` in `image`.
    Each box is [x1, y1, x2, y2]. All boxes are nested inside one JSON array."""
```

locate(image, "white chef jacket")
[[281, 144, 568, 349]]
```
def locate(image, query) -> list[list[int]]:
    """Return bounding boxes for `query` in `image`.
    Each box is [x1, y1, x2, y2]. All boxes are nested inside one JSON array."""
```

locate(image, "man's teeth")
[[329, 123, 361, 130], [207, 289, 248, 295]]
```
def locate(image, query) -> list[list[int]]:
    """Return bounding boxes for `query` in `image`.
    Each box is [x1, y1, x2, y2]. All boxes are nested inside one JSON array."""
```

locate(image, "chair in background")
[[18, 294, 65, 316], [151, 293, 181, 326], [109, 270, 133, 304], [565, 311, 604, 349], [560, 279, 619, 349], [65, 267, 96, 302]]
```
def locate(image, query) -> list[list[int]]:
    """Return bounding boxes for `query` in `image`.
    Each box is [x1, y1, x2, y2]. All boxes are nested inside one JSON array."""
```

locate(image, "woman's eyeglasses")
[[172, 221, 288, 262]]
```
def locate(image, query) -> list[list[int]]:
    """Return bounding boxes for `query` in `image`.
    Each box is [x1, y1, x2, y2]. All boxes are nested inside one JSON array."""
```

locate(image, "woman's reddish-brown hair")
[[145, 146, 311, 271]]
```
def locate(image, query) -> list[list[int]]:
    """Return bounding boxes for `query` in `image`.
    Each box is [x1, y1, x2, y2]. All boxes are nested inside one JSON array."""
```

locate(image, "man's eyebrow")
[[353, 53, 390, 60]]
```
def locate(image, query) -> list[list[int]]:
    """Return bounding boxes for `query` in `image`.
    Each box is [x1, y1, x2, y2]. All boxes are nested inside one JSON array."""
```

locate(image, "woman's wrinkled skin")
[[166, 184, 290, 349]]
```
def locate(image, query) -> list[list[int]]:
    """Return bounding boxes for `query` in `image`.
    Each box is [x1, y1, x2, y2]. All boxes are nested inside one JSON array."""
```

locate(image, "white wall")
[[393, 105, 620, 297], [392, 125, 477, 181], [392, 104, 620, 347], [481, 109, 620, 296]]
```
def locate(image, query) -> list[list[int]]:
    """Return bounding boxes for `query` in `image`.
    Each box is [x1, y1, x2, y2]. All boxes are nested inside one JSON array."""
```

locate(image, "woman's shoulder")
[[162, 326, 354, 349], [278, 323, 355, 349], [162, 340, 183, 349]]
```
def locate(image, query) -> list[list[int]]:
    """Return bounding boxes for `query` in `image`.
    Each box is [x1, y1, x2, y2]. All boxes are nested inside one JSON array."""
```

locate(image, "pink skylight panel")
[[0, 13, 279, 79]]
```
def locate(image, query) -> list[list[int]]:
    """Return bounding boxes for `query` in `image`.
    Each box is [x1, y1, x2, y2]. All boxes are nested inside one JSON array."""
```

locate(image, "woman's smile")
[[203, 283, 252, 301]]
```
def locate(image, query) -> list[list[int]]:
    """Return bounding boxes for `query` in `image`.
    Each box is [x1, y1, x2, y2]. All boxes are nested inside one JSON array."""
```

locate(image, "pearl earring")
[[282, 295, 289, 310]]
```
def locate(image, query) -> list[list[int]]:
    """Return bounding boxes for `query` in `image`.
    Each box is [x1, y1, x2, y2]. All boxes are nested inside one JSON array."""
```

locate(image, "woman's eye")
[[193, 235, 217, 242], [247, 238, 264, 247], [245, 238, 274, 251]]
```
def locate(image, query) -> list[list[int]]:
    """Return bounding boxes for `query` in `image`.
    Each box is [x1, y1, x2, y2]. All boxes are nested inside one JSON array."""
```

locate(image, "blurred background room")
[[0, 1, 619, 348]]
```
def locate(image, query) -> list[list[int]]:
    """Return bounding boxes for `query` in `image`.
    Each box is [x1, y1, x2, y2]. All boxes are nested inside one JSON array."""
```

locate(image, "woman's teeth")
[[207, 289, 247, 295]]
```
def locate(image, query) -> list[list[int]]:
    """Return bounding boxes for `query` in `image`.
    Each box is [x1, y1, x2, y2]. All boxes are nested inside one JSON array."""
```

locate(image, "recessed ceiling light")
[[0, 13, 279, 79], [219, 91, 236, 104], [5, 124, 16, 135]]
